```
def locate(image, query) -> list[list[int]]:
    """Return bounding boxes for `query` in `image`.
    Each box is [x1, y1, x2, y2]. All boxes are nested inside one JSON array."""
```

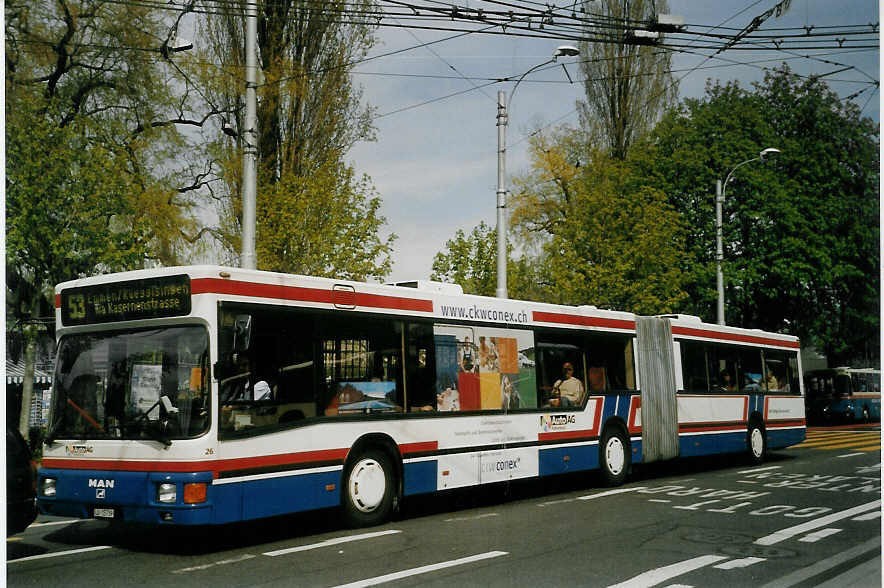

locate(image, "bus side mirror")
[[233, 315, 252, 352]]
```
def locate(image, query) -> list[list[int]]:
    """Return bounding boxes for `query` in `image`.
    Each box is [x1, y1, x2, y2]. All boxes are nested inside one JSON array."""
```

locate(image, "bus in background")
[[37, 266, 805, 527], [804, 367, 880, 424]]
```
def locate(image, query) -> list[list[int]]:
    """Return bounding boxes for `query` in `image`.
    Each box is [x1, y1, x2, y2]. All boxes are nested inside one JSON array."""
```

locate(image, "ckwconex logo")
[[65, 444, 93, 456], [540, 414, 576, 432]]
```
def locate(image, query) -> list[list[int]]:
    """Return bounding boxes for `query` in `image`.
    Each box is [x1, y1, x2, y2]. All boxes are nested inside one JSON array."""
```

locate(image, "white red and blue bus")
[[37, 266, 806, 527], [804, 367, 880, 424]]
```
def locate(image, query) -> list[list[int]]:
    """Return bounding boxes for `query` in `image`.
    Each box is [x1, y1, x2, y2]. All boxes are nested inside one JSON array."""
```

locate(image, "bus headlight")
[[157, 483, 177, 503], [41, 477, 57, 497]]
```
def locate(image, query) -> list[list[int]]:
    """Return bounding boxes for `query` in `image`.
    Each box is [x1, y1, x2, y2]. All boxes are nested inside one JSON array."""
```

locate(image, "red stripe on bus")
[[399, 441, 439, 456], [628, 396, 642, 434], [41, 448, 350, 477], [532, 311, 635, 330], [671, 326, 800, 349], [191, 278, 433, 313], [41, 458, 211, 473], [766, 420, 806, 428], [212, 449, 349, 473], [538, 429, 596, 442]]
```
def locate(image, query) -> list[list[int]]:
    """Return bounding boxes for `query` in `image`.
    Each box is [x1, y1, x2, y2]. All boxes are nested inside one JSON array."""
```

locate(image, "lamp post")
[[240, 0, 259, 270], [715, 147, 780, 325], [496, 45, 579, 299]]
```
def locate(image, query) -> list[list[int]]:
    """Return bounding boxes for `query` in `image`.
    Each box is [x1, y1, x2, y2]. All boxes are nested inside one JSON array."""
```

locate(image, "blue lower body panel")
[[38, 468, 214, 525], [767, 427, 805, 450], [539, 445, 597, 476], [213, 470, 342, 523], [403, 461, 437, 496]]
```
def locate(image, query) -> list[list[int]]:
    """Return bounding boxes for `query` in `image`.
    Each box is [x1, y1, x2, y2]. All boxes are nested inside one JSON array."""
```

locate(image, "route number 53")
[[68, 294, 86, 319]]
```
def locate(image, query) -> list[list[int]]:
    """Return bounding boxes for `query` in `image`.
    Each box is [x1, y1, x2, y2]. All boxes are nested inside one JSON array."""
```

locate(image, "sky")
[[344, 0, 880, 284]]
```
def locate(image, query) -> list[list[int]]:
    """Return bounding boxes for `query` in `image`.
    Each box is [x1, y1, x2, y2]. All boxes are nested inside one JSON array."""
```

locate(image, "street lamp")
[[715, 147, 781, 325], [496, 45, 579, 299]]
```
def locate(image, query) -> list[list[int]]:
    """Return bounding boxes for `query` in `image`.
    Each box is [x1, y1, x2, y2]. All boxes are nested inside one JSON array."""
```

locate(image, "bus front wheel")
[[342, 449, 396, 527]]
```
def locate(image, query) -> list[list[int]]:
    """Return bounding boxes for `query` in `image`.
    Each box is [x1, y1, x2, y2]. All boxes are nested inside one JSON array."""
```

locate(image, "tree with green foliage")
[[200, 0, 391, 277], [646, 66, 879, 364], [6, 1, 208, 436], [258, 161, 394, 281], [578, 0, 677, 160], [509, 132, 689, 313], [431, 222, 498, 297]]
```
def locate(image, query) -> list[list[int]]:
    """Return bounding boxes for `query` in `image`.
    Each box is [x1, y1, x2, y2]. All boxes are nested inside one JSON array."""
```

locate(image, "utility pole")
[[241, 0, 258, 270], [495, 90, 508, 299]]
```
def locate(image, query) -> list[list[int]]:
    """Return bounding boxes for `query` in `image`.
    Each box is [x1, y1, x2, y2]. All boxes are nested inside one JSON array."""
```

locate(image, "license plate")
[[93, 508, 115, 519]]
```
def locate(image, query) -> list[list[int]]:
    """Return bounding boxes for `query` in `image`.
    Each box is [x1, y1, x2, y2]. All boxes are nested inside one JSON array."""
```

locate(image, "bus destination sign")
[[61, 274, 192, 326]]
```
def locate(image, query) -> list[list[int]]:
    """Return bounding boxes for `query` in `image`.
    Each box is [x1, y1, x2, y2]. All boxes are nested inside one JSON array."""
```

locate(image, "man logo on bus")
[[88, 479, 115, 489]]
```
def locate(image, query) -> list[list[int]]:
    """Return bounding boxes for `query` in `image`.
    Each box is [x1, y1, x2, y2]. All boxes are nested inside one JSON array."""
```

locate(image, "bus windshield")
[[47, 326, 210, 443]]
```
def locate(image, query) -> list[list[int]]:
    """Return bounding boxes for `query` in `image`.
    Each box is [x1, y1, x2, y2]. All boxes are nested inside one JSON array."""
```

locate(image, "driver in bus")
[[221, 353, 272, 402]]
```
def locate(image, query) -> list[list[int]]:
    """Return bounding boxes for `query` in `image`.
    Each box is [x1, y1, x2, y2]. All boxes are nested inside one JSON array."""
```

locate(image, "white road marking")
[[852, 510, 882, 521], [755, 499, 881, 545], [606, 555, 729, 588], [444, 513, 499, 522], [578, 487, 648, 500], [648, 499, 671, 503], [737, 465, 781, 474], [714, 557, 766, 570], [757, 537, 881, 588], [263, 530, 401, 557], [172, 554, 256, 574], [330, 551, 508, 588], [28, 519, 82, 528], [836, 452, 865, 458], [9, 545, 112, 563], [538, 498, 577, 507], [799, 528, 842, 543]]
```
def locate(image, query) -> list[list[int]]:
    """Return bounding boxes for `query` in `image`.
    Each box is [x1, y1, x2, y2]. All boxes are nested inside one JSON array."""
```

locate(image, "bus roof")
[[54, 265, 800, 348]]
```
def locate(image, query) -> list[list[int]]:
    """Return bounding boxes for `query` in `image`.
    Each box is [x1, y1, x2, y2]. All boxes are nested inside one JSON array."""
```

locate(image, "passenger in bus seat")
[[549, 362, 584, 408], [716, 370, 736, 392], [764, 369, 780, 392]]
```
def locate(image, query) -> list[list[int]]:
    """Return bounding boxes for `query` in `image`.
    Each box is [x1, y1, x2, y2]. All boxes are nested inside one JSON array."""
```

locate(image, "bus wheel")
[[342, 449, 396, 527], [600, 427, 629, 486], [747, 423, 766, 464]]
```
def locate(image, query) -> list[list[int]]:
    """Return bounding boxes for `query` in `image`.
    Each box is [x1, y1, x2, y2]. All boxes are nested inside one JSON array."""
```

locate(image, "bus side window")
[[738, 348, 763, 392], [320, 318, 404, 416], [536, 343, 585, 409], [406, 322, 436, 412], [680, 341, 708, 393]]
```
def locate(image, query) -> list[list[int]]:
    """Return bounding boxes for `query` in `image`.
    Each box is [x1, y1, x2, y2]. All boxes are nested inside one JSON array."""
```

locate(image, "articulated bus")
[[804, 367, 881, 424], [38, 266, 806, 527]]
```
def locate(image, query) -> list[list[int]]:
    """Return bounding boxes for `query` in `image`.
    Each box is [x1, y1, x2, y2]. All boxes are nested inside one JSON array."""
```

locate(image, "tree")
[[6, 1, 207, 436], [257, 161, 395, 281], [431, 222, 498, 296], [509, 132, 689, 313], [578, 0, 677, 159], [646, 66, 879, 363], [199, 0, 389, 276]]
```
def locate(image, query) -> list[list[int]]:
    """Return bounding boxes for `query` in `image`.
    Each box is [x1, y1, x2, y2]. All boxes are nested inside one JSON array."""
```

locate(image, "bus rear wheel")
[[342, 449, 396, 527], [600, 427, 630, 486], [747, 422, 766, 464]]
